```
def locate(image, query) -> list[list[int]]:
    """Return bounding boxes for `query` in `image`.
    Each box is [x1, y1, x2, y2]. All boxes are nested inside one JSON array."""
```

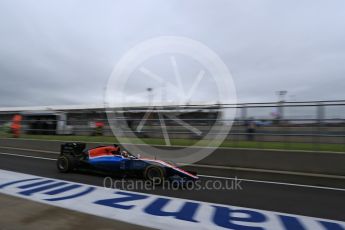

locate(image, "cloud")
[[0, 0, 344, 107]]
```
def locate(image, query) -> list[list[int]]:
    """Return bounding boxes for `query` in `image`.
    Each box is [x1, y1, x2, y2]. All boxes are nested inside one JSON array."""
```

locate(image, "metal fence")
[[1, 100, 345, 151]]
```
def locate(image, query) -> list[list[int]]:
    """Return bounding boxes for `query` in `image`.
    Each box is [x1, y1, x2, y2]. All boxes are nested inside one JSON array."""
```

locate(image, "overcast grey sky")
[[0, 0, 345, 107]]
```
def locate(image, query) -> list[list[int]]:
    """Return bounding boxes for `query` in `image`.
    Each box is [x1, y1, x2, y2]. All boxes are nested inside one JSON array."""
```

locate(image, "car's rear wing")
[[60, 142, 86, 156]]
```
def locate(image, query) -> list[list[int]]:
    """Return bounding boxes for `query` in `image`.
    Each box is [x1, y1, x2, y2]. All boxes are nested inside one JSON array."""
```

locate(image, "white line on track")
[[199, 174, 345, 192], [0, 151, 344, 192], [188, 163, 345, 180], [0, 152, 55, 161]]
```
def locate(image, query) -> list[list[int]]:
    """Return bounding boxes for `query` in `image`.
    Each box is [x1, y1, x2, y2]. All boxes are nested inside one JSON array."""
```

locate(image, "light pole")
[[276, 90, 287, 122], [147, 87, 153, 106], [276, 90, 287, 102]]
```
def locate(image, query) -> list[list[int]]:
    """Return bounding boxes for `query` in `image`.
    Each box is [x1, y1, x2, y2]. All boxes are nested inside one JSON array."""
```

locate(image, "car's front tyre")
[[144, 166, 166, 184]]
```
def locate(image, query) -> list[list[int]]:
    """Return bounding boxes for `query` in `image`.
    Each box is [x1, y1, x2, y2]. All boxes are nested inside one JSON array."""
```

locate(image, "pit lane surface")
[[0, 146, 344, 223], [0, 193, 150, 230]]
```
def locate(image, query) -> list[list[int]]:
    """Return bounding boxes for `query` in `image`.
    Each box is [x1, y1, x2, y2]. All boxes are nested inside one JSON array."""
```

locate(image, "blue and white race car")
[[56, 143, 198, 183]]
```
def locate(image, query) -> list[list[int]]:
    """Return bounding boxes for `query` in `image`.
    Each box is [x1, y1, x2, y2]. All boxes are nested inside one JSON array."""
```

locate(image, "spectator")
[[246, 119, 256, 141], [94, 120, 104, 136], [11, 114, 22, 138]]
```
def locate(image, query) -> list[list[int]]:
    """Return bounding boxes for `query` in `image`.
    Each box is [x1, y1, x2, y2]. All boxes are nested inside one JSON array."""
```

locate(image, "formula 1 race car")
[[56, 143, 198, 183]]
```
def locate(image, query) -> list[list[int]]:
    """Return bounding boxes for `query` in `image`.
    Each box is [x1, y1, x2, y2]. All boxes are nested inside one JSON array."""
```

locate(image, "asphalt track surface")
[[0, 146, 344, 223]]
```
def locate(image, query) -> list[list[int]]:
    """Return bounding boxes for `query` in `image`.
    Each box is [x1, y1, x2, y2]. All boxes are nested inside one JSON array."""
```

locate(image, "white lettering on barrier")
[[0, 169, 344, 230]]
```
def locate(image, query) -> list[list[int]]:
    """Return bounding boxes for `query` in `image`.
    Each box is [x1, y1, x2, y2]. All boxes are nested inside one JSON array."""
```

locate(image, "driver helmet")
[[121, 150, 129, 158]]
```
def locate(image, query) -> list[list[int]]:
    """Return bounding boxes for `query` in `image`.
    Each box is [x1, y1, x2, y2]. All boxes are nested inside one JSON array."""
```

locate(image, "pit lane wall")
[[0, 138, 344, 176]]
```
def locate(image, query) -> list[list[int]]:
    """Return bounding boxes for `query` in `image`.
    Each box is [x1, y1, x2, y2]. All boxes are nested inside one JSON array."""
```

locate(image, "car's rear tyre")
[[57, 155, 75, 173], [144, 166, 166, 184]]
